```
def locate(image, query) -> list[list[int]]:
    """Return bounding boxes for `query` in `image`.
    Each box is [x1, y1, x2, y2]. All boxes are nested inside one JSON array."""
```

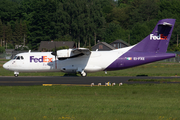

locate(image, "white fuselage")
[[3, 46, 133, 74]]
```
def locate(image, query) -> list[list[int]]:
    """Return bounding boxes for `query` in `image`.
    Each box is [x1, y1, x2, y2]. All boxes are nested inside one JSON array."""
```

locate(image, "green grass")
[[0, 84, 179, 120], [129, 78, 180, 82], [0, 59, 180, 76], [0, 59, 180, 119]]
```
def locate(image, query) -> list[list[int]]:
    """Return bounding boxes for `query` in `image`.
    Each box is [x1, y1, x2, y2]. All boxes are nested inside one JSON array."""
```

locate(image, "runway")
[[0, 76, 180, 86]]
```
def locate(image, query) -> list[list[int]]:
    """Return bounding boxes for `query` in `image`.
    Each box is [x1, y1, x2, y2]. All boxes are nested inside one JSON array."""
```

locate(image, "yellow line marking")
[[42, 84, 107, 86], [0, 81, 46, 83], [43, 84, 53, 86]]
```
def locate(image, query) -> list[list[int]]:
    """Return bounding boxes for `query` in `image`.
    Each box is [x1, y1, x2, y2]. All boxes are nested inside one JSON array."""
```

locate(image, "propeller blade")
[[51, 43, 57, 58], [55, 45, 57, 58]]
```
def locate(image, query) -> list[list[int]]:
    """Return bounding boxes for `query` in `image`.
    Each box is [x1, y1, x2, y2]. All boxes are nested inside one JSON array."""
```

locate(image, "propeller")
[[51, 44, 57, 58], [51, 43, 57, 69]]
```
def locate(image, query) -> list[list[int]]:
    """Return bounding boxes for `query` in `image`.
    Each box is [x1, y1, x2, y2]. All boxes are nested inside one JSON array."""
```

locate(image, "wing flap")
[[72, 48, 91, 55]]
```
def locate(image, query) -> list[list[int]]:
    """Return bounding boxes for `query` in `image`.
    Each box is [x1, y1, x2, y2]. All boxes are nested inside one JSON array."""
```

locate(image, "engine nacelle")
[[56, 49, 72, 58], [56, 48, 90, 59]]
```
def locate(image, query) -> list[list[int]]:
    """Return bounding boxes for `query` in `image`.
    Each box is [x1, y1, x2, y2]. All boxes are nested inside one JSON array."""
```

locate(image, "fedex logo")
[[150, 34, 167, 40], [30, 56, 53, 63]]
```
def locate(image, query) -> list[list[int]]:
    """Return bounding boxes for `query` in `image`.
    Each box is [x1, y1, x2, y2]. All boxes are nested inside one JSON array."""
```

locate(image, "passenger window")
[[16, 56, 20, 60], [21, 56, 24, 60]]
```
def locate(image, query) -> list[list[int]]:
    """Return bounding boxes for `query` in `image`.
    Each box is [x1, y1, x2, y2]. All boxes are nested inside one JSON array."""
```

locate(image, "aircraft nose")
[[3, 63, 9, 70]]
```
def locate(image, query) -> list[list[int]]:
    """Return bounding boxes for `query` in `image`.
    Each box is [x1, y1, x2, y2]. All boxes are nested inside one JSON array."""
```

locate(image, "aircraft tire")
[[81, 72, 87, 77], [14, 74, 18, 77]]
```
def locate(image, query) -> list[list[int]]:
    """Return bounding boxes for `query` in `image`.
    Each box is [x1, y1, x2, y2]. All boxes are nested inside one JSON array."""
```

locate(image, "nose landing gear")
[[14, 71, 19, 77]]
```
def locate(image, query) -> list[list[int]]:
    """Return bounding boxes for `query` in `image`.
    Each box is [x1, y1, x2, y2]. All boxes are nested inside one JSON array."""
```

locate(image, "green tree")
[[0, 0, 18, 24], [27, 0, 56, 50], [0, 19, 3, 47], [13, 20, 22, 46], [5, 22, 13, 48], [2, 24, 6, 47], [103, 23, 129, 43], [169, 44, 180, 51], [106, 6, 130, 29], [130, 22, 149, 45], [128, 0, 159, 28], [158, 0, 180, 50], [0, 46, 5, 53]]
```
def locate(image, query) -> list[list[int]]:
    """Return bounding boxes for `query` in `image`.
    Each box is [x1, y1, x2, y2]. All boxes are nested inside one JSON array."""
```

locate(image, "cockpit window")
[[13, 56, 24, 60], [16, 56, 20, 60], [13, 56, 17, 59]]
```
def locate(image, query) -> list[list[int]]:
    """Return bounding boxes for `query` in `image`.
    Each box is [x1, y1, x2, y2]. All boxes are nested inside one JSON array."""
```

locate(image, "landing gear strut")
[[78, 70, 87, 77], [77, 68, 87, 77], [80, 71, 87, 77]]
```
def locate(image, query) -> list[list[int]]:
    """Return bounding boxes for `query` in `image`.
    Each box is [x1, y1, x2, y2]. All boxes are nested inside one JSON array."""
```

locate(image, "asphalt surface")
[[0, 76, 180, 86]]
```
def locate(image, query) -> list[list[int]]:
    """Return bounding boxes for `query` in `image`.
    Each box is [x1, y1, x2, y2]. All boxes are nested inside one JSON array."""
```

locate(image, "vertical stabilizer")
[[130, 19, 176, 53]]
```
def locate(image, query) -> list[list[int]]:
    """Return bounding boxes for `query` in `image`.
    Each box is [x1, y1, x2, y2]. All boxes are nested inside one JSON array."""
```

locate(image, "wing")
[[71, 48, 91, 55]]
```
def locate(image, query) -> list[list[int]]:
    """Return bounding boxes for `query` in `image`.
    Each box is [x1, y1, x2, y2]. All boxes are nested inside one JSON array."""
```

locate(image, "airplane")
[[3, 19, 176, 77]]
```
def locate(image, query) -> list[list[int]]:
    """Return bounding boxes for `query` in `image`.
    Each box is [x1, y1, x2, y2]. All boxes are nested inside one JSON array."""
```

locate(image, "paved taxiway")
[[0, 76, 180, 86]]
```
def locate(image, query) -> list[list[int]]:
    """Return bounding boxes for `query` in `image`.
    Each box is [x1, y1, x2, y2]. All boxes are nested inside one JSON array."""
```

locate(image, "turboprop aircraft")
[[3, 19, 176, 77]]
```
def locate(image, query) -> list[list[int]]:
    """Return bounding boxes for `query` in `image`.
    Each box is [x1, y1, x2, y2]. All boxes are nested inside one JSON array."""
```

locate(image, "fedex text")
[[30, 56, 53, 63], [150, 34, 168, 40]]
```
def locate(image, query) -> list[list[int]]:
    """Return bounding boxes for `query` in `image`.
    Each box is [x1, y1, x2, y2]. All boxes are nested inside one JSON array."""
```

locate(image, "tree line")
[[0, 19, 27, 49], [0, 0, 180, 51]]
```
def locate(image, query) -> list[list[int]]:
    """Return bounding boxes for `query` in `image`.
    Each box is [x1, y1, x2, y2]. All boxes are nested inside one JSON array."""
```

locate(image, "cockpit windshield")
[[13, 56, 17, 59], [16, 56, 20, 60], [13, 56, 24, 60]]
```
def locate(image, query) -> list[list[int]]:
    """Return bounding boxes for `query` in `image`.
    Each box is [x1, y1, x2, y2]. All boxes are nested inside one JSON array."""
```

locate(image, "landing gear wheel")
[[14, 72, 19, 77], [81, 72, 87, 77], [14, 74, 18, 77]]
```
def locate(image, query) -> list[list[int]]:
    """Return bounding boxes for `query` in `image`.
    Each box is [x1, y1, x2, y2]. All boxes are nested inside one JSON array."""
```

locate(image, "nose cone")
[[3, 63, 9, 70]]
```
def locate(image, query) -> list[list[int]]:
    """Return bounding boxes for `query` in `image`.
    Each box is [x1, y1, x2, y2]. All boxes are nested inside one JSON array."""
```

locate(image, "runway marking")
[[43, 84, 90, 86], [42, 84, 107, 86]]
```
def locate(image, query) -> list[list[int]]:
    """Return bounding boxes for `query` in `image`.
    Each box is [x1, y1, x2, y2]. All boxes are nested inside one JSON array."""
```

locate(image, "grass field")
[[129, 78, 180, 82], [0, 84, 179, 120], [0, 60, 180, 119]]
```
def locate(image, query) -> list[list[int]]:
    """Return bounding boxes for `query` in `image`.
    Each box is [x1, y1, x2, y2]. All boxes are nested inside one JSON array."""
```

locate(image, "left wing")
[[71, 48, 91, 55]]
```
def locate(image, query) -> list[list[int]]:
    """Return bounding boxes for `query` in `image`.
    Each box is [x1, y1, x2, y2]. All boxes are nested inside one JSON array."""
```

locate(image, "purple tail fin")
[[130, 19, 176, 53]]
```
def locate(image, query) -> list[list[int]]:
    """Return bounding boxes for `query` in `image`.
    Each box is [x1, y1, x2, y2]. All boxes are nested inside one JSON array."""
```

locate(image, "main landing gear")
[[14, 74, 18, 77], [80, 71, 87, 77], [78, 70, 87, 77], [77, 68, 87, 77], [14, 71, 19, 77]]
